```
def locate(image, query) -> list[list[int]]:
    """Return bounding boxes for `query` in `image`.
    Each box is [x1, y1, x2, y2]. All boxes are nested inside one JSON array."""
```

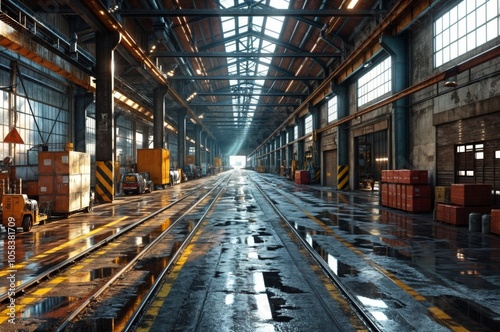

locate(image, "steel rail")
[[247, 172, 384, 332], [0, 180, 214, 303], [122, 171, 234, 331]]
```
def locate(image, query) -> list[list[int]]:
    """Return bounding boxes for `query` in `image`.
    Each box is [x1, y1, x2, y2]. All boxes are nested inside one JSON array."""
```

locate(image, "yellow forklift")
[[0, 156, 49, 232], [2, 194, 49, 232]]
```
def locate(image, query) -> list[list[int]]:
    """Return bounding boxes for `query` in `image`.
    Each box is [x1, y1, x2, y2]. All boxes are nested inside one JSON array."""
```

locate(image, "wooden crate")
[[399, 170, 428, 184], [294, 170, 310, 184], [439, 205, 491, 226], [492, 209, 500, 235], [435, 186, 451, 203], [405, 196, 432, 213], [450, 184, 492, 206]]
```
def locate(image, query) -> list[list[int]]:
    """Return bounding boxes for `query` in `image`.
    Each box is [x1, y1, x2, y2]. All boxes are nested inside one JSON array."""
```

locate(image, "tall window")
[[327, 96, 338, 122], [435, 0, 499, 67], [357, 57, 391, 107], [294, 124, 298, 140], [456, 143, 484, 178], [305, 114, 313, 134]]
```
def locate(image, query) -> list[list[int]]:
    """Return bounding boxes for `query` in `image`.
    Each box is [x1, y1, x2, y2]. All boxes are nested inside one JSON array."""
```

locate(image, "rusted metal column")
[[380, 35, 409, 169], [177, 109, 187, 169], [95, 31, 120, 202], [74, 88, 93, 152], [153, 86, 169, 149]]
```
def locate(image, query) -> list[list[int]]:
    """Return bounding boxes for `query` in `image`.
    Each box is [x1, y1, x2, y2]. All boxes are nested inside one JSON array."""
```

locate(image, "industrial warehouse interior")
[[0, 0, 499, 331]]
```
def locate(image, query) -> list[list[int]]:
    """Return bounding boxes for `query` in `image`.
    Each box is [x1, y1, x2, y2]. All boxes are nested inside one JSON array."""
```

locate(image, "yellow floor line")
[[0, 236, 124, 324], [0, 216, 129, 279], [298, 206, 468, 332]]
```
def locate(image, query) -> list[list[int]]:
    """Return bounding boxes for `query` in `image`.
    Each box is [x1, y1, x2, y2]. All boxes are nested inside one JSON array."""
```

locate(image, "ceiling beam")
[[195, 92, 306, 97], [170, 76, 319, 80], [190, 103, 299, 107], [153, 52, 341, 58], [118, 9, 382, 17]]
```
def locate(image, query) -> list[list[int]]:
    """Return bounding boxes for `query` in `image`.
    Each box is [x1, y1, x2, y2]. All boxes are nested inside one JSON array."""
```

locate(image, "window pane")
[[435, 0, 499, 67], [357, 57, 391, 107]]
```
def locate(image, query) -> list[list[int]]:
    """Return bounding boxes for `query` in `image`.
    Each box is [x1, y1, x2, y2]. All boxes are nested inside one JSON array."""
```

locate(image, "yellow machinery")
[[2, 194, 48, 232]]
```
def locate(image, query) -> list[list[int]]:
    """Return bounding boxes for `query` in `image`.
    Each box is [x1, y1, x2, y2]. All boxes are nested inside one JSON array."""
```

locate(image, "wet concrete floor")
[[139, 170, 361, 331], [140, 170, 500, 331]]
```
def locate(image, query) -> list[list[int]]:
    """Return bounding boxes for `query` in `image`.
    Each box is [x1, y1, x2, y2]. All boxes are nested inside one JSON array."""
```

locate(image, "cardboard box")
[[435, 186, 451, 203]]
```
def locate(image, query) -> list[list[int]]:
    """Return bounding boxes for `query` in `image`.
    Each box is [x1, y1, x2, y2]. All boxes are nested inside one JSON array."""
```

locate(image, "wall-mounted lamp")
[[363, 60, 372, 68], [444, 67, 458, 87], [444, 75, 458, 87]]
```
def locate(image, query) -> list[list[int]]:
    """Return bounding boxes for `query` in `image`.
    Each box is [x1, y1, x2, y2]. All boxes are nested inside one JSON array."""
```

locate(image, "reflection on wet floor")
[[22, 296, 79, 328], [256, 174, 500, 331]]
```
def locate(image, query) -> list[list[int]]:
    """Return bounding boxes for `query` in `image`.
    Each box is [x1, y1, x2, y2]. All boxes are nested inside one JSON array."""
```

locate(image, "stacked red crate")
[[450, 184, 492, 206], [491, 209, 500, 235], [435, 184, 492, 226], [294, 170, 310, 185], [380, 170, 432, 213]]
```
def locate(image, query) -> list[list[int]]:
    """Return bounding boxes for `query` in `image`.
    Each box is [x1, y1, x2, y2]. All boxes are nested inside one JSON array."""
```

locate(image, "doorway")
[[356, 131, 388, 190]]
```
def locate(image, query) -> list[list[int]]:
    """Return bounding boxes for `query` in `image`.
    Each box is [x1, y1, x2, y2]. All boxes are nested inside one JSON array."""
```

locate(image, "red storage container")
[[294, 170, 310, 185], [399, 170, 428, 184], [388, 183, 396, 208], [406, 184, 431, 197], [387, 170, 394, 183], [381, 170, 389, 183], [406, 196, 432, 213], [446, 205, 491, 226], [436, 204, 449, 222], [450, 184, 492, 206], [396, 184, 402, 210], [491, 209, 500, 235], [381, 183, 389, 206]]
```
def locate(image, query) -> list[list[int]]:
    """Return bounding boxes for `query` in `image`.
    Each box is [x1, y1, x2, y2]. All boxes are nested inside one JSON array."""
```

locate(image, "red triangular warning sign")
[[4, 127, 24, 144]]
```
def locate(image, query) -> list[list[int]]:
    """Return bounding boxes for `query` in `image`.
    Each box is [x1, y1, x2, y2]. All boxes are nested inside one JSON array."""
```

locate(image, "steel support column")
[[177, 109, 187, 169], [380, 35, 409, 169], [143, 124, 150, 149], [74, 88, 93, 152], [95, 31, 120, 202], [311, 105, 321, 184], [153, 86, 169, 149], [297, 117, 305, 170], [195, 125, 201, 166], [335, 85, 349, 189]]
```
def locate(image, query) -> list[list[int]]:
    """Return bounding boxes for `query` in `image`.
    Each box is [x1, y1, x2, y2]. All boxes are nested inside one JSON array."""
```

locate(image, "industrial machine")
[[122, 172, 152, 195], [1, 194, 48, 232]]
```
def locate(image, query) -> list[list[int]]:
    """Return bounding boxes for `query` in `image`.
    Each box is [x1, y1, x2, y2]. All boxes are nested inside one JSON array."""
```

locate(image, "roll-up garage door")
[[323, 150, 337, 187]]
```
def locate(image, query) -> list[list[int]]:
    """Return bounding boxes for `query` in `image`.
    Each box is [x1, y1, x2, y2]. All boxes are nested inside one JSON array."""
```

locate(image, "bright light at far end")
[[229, 155, 246, 169], [347, 0, 359, 9]]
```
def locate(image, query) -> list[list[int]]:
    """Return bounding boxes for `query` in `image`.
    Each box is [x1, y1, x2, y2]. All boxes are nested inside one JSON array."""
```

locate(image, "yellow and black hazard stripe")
[[95, 161, 114, 202], [337, 165, 349, 190], [314, 168, 320, 184]]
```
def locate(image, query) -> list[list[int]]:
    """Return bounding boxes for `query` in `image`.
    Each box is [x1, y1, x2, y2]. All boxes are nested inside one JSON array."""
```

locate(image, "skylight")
[[219, 0, 289, 129]]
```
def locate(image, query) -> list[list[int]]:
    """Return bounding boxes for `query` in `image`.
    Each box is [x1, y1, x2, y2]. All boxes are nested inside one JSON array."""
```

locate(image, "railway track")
[[247, 171, 469, 332], [246, 173, 384, 332], [1, 169, 469, 331], [126, 169, 374, 331], [0, 172, 232, 331]]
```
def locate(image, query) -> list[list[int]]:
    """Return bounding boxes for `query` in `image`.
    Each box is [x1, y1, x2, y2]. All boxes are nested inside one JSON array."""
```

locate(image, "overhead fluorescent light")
[[347, 0, 359, 9]]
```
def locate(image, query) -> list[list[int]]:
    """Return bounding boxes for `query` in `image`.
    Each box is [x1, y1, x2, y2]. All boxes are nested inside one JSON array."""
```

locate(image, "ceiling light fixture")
[[347, 0, 359, 9]]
